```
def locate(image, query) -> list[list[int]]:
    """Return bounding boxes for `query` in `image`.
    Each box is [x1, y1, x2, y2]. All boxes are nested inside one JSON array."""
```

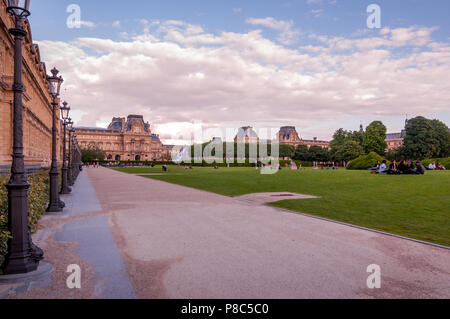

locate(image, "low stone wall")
[[0, 164, 43, 176]]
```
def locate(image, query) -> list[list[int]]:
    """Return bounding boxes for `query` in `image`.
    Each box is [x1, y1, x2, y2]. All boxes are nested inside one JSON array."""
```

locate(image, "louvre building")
[[75, 115, 170, 161]]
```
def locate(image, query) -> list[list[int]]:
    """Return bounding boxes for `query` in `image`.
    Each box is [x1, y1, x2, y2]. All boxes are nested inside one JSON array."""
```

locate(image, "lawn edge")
[[270, 205, 450, 251]]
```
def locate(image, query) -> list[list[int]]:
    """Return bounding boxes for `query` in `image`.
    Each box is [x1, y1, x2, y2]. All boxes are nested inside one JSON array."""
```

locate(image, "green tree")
[[294, 144, 309, 161], [329, 128, 352, 160], [430, 119, 450, 158], [279, 144, 295, 159], [385, 147, 405, 162], [81, 146, 106, 163], [402, 117, 450, 159], [335, 140, 364, 162], [348, 130, 364, 145], [308, 145, 329, 162], [362, 121, 387, 155]]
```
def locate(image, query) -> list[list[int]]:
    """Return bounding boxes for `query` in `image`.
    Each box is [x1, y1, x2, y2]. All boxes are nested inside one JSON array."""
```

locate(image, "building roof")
[[109, 119, 123, 132], [76, 114, 154, 136], [279, 126, 297, 136], [126, 115, 150, 133], [75, 126, 112, 132], [303, 139, 329, 144], [236, 126, 258, 139], [386, 133, 403, 140]]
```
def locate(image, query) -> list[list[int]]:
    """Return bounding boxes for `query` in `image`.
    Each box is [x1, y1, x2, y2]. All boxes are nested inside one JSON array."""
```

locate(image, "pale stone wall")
[[386, 138, 404, 151]]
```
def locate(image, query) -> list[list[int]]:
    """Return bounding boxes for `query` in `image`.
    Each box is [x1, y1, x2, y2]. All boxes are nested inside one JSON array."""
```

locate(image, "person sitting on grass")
[[402, 160, 416, 174], [162, 165, 168, 172], [386, 160, 399, 174], [379, 160, 388, 174], [414, 161, 426, 175], [428, 162, 436, 170], [398, 160, 407, 174], [368, 161, 381, 172], [436, 162, 446, 170]]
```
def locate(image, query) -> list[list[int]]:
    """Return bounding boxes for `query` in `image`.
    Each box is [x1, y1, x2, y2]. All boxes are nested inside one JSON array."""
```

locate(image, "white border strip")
[[272, 206, 450, 251]]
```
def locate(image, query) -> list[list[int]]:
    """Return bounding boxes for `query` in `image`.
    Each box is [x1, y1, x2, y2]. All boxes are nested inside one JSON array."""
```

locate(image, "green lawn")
[[114, 166, 450, 246]]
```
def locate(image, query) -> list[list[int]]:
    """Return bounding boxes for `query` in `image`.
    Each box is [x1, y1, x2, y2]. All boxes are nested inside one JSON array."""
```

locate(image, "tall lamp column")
[[60, 103, 71, 195], [46, 68, 64, 213], [67, 119, 74, 186], [3, 0, 43, 275]]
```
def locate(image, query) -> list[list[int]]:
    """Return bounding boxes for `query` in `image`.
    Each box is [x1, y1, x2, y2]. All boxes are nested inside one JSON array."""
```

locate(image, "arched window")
[[115, 155, 121, 161], [107, 154, 113, 160], [135, 155, 141, 161]]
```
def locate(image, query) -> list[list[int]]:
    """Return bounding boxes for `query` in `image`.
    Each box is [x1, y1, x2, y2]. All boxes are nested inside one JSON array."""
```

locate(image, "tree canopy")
[[292, 144, 329, 162], [401, 117, 450, 159], [362, 121, 387, 155], [308, 145, 329, 162], [81, 146, 106, 163], [334, 140, 364, 162], [294, 144, 309, 161]]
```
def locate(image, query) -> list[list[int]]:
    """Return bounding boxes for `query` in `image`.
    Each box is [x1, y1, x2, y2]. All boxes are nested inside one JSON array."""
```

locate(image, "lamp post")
[[2, 0, 43, 275], [60, 102, 71, 194], [46, 68, 64, 213], [67, 119, 74, 186], [74, 133, 81, 180]]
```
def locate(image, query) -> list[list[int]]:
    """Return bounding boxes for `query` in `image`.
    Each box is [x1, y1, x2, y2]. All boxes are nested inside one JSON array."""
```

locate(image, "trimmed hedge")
[[347, 152, 390, 170], [102, 159, 314, 168], [0, 171, 49, 268]]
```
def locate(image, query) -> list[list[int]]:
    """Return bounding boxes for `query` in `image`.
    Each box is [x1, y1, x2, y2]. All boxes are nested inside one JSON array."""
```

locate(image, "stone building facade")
[[75, 115, 168, 161], [385, 120, 408, 151], [278, 126, 330, 149], [0, 1, 61, 173], [385, 132, 406, 151]]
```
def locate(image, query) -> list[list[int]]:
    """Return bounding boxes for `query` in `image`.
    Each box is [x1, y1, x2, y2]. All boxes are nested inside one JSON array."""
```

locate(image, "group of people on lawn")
[[370, 160, 446, 175], [426, 161, 446, 171]]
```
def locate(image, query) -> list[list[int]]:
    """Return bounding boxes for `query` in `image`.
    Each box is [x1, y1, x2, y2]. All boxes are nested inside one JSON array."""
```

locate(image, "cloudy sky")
[[29, 0, 450, 144]]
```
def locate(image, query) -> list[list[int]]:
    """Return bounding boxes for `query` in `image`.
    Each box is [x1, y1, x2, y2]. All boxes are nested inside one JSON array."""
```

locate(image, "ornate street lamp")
[[67, 119, 74, 186], [2, 0, 43, 275], [46, 68, 64, 212], [7, 0, 30, 17], [60, 101, 70, 121], [60, 102, 71, 194]]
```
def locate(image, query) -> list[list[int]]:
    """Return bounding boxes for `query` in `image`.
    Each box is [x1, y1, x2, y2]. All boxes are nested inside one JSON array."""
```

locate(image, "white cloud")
[[246, 17, 292, 31], [246, 17, 300, 45], [78, 20, 96, 29], [36, 23, 450, 142]]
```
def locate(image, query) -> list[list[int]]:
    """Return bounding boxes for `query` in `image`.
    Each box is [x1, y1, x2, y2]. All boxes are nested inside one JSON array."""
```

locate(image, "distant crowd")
[[86, 161, 100, 168], [370, 160, 446, 175]]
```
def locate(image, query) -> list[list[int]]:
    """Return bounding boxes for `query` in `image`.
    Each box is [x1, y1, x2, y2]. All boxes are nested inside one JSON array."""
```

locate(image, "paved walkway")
[[1, 167, 449, 298]]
